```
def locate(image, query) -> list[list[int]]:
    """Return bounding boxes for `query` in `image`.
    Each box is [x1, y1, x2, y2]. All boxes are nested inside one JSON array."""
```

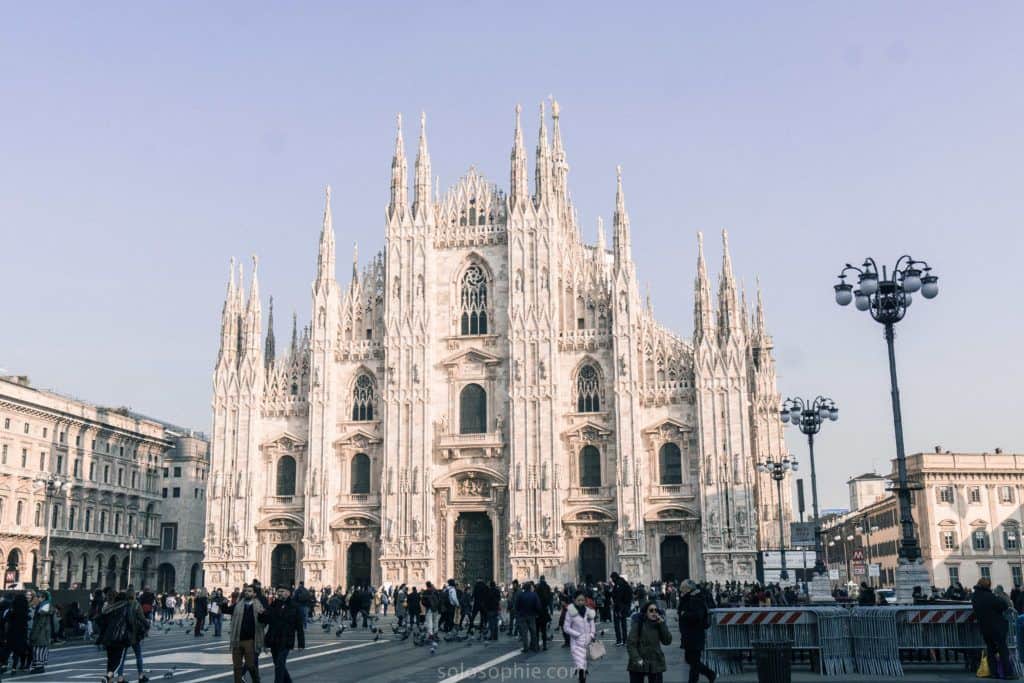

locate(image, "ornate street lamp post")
[[119, 541, 143, 590], [781, 396, 837, 576], [757, 454, 798, 583], [33, 474, 70, 590], [834, 256, 938, 562]]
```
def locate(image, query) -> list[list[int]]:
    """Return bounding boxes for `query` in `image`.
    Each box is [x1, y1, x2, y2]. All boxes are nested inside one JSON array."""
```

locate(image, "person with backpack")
[[96, 590, 142, 683], [259, 586, 305, 683], [627, 600, 672, 683], [116, 592, 151, 682], [678, 580, 716, 683]]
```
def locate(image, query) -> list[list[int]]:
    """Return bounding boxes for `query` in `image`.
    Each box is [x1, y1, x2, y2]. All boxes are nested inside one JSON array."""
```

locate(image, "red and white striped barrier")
[[901, 608, 976, 625], [715, 609, 809, 626]]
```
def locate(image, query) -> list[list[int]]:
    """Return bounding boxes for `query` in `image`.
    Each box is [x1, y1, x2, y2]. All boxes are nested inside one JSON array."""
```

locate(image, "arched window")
[[659, 443, 683, 485], [351, 374, 376, 421], [576, 364, 601, 412], [459, 384, 487, 434], [350, 453, 370, 494], [276, 455, 296, 496], [459, 265, 489, 335], [579, 446, 601, 488]]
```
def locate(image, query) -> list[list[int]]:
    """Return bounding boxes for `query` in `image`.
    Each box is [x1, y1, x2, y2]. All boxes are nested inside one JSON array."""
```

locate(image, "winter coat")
[[536, 581, 553, 622], [29, 601, 53, 647], [626, 617, 672, 673], [194, 595, 209, 619], [514, 590, 542, 619], [3, 600, 29, 652], [394, 590, 407, 617], [407, 591, 421, 616], [613, 579, 633, 612], [678, 591, 710, 651], [229, 599, 265, 650], [259, 598, 305, 651], [562, 604, 596, 670], [972, 584, 1009, 639], [96, 600, 140, 648]]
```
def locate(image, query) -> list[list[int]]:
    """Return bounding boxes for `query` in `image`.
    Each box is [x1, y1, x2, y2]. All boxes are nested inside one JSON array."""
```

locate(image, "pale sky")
[[1, 2, 1021, 509]]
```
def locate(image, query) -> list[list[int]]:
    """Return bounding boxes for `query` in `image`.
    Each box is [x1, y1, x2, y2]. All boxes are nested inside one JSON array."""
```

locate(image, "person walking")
[[194, 588, 209, 637], [627, 600, 672, 683], [422, 582, 440, 639], [407, 586, 422, 628], [116, 592, 151, 682], [857, 582, 876, 607], [973, 576, 1015, 680], [536, 576, 553, 650], [28, 590, 54, 674], [95, 591, 138, 683], [230, 585, 265, 683], [394, 584, 408, 627], [210, 590, 225, 637], [514, 582, 541, 653], [678, 580, 716, 683], [3, 593, 31, 673], [563, 591, 597, 683], [485, 581, 502, 641], [260, 586, 305, 683], [612, 572, 633, 647]]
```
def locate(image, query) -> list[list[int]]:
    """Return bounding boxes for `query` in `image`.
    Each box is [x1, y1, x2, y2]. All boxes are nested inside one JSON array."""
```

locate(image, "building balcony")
[[435, 430, 505, 460], [262, 495, 304, 512], [648, 483, 697, 501], [336, 493, 381, 510], [567, 485, 615, 503]]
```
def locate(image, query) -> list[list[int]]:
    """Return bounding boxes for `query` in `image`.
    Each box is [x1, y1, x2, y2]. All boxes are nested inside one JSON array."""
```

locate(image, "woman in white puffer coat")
[[563, 591, 597, 682]]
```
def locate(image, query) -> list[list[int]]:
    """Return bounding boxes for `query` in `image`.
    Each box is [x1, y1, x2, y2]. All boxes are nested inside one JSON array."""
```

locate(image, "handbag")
[[587, 639, 606, 660]]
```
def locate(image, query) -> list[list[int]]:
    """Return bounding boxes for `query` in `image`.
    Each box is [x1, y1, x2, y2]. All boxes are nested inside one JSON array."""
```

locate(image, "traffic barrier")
[[851, 605, 1021, 677], [704, 606, 855, 676]]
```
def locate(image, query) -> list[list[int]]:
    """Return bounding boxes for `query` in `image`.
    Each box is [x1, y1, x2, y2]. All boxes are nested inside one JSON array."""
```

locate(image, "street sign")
[[790, 521, 816, 547], [868, 563, 881, 578], [829, 568, 840, 580], [853, 563, 866, 576], [851, 548, 865, 562]]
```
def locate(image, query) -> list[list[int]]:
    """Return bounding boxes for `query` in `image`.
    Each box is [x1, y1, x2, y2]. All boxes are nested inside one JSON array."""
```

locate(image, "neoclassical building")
[[204, 104, 792, 590]]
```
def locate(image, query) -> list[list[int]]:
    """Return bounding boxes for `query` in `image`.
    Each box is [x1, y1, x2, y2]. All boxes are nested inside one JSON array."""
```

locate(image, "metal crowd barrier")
[[851, 605, 1021, 677], [704, 606, 855, 676]]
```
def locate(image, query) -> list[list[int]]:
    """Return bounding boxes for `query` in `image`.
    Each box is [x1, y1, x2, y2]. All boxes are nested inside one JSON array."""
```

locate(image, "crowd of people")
[[1, 572, 1018, 682]]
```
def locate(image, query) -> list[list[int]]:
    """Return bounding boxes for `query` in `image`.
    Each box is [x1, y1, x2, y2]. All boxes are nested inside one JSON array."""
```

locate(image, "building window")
[[162, 488, 168, 498], [579, 446, 601, 488], [459, 383, 487, 434], [75, 434, 81, 447], [42, 427, 47, 438], [34, 502, 42, 526], [103, 466, 110, 483], [89, 462, 96, 481], [117, 469, 124, 486], [160, 523, 178, 551], [16, 500, 24, 525], [575, 364, 601, 412], [351, 374, 376, 421], [172, 487, 180, 498], [659, 443, 683, 485], [21, 448, 27, 468], [73, 459, 81, 478], [1005, 529, 1020, 550], [276, 456, 296, 496], [23, 422, 29, 434], [972, 529, 990, 551], [51, 504, 61, 529], [84, 509, 91, 532], [128, 515, 134, 535], [1000, 486, 1014, 503], [59, 431, 65, 444], [3, 418, 8, 429], [39, 452, 45, 470], [948, 566, 959, 585], [163, 468, 169, 478], [173, 466, 181, 477], [1013, 566, 1023, 588], [114, 513, 121, 535], [941, 530, 957, 549], [1, 444, 6, 464], [980, 565, 992, 580], [459, 264, 489, 335], [968, 487, 981, 504], [99, 511, 108, 534], [938, 487, 954, 504], [350, 453, 371, 494], [131, 471, 137, 488]]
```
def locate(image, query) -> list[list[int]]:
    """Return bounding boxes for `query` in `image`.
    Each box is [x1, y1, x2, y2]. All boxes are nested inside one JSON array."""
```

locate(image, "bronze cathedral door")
[[453, 512, 493, 584]]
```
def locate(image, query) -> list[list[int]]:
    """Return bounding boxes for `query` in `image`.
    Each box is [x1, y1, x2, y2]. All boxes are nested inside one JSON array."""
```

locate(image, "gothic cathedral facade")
[[203, 104, 792, 590]]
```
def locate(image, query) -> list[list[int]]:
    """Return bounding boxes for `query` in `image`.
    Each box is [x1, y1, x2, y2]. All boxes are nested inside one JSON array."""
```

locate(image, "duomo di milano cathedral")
[[203, 102, 793, 591]]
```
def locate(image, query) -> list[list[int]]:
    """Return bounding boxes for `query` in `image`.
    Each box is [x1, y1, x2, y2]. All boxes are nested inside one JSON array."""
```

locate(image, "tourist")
[[2, 592, 30, 673], [138, 586, 156, 622], [611, 572, 633, 646], [407, 586, 422, 628], [260, 585, 305, 683], [485, 581, 502, 640], [28, 590, 54, 674], [116, 591, 151, 682], [678, 580, 716, 683], [394, 584, 408, 627], [536, 576, 553, 650], [627, 600, 672, 683], [563, 591, 597, 683], [422, 582, 440, 638], [194, 588, 209, 637], [230, 585, 265, 683], [95, 590, 141, 683], [514, 581, 541, 653], [972, 576, 1014, 679]]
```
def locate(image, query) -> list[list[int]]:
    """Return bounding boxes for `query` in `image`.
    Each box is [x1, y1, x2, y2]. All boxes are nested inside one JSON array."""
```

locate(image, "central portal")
[[453, 511, 493, 585]]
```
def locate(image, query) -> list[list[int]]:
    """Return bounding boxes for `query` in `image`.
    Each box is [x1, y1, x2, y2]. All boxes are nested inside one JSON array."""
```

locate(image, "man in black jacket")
[[610, 572, 633, 646], [485, 581, 502, 640], [972, 577, 1014, 680], [535, 576, 553, 650], [678, 580, 717, 683], [260, 587, 305, 683]]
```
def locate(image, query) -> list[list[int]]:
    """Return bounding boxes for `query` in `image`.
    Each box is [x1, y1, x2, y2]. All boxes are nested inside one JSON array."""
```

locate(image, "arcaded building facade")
[[204, 104, 793, 590]]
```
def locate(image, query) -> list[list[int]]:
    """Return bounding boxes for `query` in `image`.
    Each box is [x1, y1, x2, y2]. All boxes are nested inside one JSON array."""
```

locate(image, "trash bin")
[[752, 640, 793, 683]]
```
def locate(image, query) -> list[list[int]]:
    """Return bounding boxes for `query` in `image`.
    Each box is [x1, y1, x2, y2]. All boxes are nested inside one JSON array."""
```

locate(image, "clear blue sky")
[[1, 2, 1021, 508]]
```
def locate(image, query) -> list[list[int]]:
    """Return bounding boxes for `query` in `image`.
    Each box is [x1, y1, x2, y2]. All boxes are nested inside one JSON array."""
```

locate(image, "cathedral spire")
[[218, 257, 239, 365], [315, 185, 336, 293], [534, 101, 552, 207], [242, 255, 262, 358], [694, 232, 714, 342], [612, 165, 632, 266], [596, 216, 606, 252], [413, 111, 432, 218], [290, 311, 298, 355], [264, 295, 276, 369], [717, 228, 741, 341], [389, 113, 408, 218], [754, 277, 769, 342], [551, 97, 568, 206], [510, 104, 528, 209]]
